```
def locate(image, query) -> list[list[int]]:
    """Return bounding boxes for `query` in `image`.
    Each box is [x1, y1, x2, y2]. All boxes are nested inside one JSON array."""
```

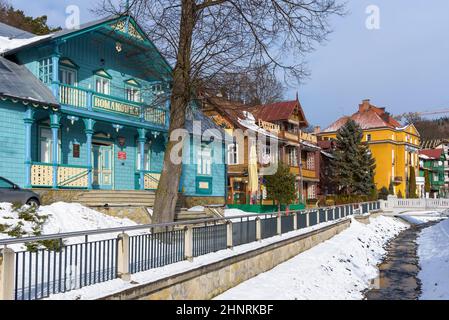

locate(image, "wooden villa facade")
[[0, 16, 226, 202]]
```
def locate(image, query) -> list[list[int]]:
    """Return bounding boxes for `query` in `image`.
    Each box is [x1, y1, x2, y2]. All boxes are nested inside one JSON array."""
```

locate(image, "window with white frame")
[[198, 144, 212, 175], [59, 67, 76, 86], [307, 184, 316, 199], [136, 142, 151, 171], [227, 143, 238, 165], [95, 76, 110, 95], [38, 58, 53, 84], [306, 152, 315, 170], [39, 127, 60, 163], [366, 134, 372, 142], [125, 85, 140, 102], [288, 147, 298, 166]]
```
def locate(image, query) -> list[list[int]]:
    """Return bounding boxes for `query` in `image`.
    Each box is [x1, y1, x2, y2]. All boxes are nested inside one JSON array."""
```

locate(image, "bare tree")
[[98, 0, 345, 223], [208, 64, 285, 105]]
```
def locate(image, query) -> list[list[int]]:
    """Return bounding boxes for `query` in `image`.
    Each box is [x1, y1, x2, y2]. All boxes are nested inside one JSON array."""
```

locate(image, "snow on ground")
[[187, 206, 205, 212], [0, 202, 139, 251], [417, 217, 449, 300], [397, 211, 445, 225], [46, 218, 345, 300], [214, 216, 408, 300]]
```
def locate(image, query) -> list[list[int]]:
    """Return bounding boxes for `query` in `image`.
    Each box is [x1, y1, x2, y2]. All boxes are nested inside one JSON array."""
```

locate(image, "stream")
[[364, 220, 439, 300]]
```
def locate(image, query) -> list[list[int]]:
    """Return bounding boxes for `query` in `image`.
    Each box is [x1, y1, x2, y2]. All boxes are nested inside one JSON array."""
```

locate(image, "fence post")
[[0, 247, 15, 300], [317, 210, 321, 224], [324, 209, 328, 222], [255, 217, 261, 241], [184, 226, 194, 262], [277, 214, 282, 235], [306, 211, 310, 227], [226, 221, 233, 249], [117, 233, 130, 281], [332, 208, 335, 220], [293, 212, 298, 230]]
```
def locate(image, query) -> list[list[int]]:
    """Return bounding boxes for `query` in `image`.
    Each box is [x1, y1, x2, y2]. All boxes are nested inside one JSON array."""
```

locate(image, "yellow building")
[[318, 99, 420, 196]]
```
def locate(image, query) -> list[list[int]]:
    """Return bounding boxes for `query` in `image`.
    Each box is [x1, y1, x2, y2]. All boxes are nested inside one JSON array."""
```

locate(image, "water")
[[364, 221, 438, 300]]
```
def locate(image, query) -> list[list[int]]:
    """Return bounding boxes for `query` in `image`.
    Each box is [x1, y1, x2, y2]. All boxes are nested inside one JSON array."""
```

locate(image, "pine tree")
[[265, 163, 297, 211], [0, 1, 61, 35], [424, 170, 431, 194], [388, 181, 394, 195], [408, 166, 417, 198], [331, 119, 376, 196]]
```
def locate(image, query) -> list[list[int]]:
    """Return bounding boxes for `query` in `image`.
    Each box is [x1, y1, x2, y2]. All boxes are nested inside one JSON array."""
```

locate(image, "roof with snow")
[[418, 148, 443, 160], [0, 22, 36, 39], [248, 99, 308, 126], [0, 56, 58, 107], [322, 99, 402, 133]]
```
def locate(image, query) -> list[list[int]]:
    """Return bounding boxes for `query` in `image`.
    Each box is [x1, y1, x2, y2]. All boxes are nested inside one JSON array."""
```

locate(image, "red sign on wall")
[[118, 151, 127, 160]]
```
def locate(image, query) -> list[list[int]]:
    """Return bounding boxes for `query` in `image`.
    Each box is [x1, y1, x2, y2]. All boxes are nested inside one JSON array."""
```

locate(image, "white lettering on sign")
[[94, 96, 140, 117]]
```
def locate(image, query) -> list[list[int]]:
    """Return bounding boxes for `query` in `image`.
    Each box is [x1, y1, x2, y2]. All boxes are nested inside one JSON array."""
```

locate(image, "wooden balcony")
[[58, 83, 167, 127], [289, 166, 317, 179]]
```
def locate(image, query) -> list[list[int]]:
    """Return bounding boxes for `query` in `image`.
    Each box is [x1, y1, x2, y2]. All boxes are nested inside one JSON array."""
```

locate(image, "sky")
[[7, 0, 449, 128]]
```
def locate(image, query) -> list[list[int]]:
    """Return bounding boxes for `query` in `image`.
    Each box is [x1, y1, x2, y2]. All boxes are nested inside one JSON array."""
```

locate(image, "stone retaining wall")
[[100, 218, 351, 300]]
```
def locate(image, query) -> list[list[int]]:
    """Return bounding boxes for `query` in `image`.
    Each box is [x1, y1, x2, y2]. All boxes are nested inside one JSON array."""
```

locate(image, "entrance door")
[[92, 144, 113, 189]]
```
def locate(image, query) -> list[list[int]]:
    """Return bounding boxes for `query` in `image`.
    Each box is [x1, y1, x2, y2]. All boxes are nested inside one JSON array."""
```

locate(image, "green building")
[[419, 149, 447, 197]]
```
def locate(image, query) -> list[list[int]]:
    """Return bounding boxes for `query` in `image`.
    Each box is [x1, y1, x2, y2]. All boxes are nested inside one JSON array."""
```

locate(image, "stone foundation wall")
[[94, 206, 152, 224], [101, 219, 351, 300], [178, 195, 225, 208], [32, 189, 85, 205]]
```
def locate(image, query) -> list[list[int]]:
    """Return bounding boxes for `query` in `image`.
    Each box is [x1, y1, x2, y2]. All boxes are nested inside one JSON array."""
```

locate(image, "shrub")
[[378, 187, 389, 200]]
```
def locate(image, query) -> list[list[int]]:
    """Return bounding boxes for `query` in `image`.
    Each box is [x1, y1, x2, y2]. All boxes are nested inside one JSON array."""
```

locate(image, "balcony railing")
[[31, 162, 89, 188], [280, 130, 318, 145], [58, 83, 167, 127]]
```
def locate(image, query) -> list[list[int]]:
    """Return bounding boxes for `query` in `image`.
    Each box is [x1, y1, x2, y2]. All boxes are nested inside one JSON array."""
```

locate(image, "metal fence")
[[15, 238, 117, 300], [192, 223, 227, 257], [0, 201, 380, 300], [129, 228, 185, 273]]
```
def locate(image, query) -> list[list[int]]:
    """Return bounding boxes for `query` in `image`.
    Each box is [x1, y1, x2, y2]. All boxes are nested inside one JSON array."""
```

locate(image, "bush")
[[378, 187, 389, 200]]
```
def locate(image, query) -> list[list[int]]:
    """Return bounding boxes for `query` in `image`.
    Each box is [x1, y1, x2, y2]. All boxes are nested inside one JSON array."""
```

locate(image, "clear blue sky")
[[9, 0, 449, 127]]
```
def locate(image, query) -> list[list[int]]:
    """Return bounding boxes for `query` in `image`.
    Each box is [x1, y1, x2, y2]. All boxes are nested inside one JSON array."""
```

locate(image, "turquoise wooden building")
[[0, 16, 226, 202]]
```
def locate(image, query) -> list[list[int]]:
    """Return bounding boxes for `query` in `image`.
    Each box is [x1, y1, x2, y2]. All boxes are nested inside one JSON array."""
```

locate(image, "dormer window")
[[59, 58, 78, 86], [125, 79, 141, 103], [94, 69, 112, 95]]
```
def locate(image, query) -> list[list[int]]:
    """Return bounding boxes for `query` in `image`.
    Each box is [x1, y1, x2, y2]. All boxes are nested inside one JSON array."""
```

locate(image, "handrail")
[[0, 201, 379, 246], [58, 169, 89, 187]]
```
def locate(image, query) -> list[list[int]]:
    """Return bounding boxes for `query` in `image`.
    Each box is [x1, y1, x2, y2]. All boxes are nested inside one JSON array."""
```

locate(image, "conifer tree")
[[265, 163, 297, 212], [388, 181, 395, 195], [408, 166, 417, 198], [331, 119, 376, 196], [424, 170, 431, 194]]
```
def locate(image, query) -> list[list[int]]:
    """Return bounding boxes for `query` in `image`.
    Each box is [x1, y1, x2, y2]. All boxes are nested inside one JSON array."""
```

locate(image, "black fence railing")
[[233, 219, 256, 246], [129, 228, 185, 273], [3, 201, 381, 300], [15, 238, 117, 300], [192, 223, 227, 257], [261, 215, 278, 239]]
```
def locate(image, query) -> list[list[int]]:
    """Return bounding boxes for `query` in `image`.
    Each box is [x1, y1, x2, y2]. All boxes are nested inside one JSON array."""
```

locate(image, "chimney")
[[359, 99, 371, 112], [313, 126, 321, 134]]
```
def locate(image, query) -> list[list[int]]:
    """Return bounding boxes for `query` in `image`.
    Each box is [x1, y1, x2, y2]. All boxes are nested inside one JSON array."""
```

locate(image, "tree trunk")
[[152, 0, 196, 224]]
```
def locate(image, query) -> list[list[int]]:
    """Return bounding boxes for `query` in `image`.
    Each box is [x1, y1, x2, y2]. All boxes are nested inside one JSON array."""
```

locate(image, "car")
[[0, 177, 41, 207]]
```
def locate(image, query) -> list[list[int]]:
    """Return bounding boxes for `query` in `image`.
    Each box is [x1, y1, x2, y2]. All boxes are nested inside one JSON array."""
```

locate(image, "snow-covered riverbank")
[[215, 216, 408, 300], [417, 217, 449, 300]]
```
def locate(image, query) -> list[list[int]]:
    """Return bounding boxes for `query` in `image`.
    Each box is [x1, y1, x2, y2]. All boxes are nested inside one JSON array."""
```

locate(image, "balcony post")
[[138, 128, 147, 190], [83, 118, 96, 189], [24, 107, 35, 188], [51, 44, 60, 100], [50, 112, 60, 189]]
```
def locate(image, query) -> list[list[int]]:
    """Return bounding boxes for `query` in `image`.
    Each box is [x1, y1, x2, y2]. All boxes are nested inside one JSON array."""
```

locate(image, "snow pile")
[[0, 202, 138, 251], [187, 206, 205, 212], [399, 211, 444, 225], [417, 218, 449, 299], [0, 34, 52, 54], [215, 216, 408, 300]]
